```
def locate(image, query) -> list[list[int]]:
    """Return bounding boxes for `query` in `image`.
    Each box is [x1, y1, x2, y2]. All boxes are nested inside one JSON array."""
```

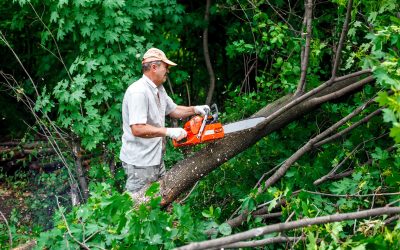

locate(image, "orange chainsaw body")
[[173, 115, 224, 147]]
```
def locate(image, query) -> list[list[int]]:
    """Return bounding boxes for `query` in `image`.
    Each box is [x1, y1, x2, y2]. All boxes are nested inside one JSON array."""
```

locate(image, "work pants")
[[122, 162, 166, 194]]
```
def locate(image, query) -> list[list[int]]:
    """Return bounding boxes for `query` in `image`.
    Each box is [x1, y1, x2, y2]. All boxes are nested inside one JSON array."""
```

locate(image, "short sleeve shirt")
[[119, 75, 177, 166]]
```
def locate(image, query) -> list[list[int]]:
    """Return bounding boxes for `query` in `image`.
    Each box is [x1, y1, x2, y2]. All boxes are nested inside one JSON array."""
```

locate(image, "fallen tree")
[[158, 71, 373, 206]]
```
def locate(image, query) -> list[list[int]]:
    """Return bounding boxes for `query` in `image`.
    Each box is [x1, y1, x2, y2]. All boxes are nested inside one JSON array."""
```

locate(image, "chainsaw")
[[172, 104, 265, 147]]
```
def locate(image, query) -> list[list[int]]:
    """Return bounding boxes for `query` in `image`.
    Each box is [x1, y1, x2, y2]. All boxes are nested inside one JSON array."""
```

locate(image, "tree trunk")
[[72, 141, 89, 201], [203, 0, 215, 105], [158, 72, 372, 206]]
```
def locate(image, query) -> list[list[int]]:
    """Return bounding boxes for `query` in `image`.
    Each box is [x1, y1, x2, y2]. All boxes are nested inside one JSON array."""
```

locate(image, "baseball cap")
[[142, 48, 177, 66]]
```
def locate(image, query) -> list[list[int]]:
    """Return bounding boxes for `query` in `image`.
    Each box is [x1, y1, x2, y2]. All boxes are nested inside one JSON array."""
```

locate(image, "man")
[[120, 47, 209, 195]]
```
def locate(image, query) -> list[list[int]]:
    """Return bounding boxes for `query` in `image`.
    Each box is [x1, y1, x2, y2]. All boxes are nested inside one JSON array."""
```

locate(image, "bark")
[[157, 72, 372, 206], [176, 206, 400, 250]]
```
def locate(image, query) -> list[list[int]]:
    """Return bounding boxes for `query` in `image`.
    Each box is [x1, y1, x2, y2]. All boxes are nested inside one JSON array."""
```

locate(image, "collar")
[[142, 74, 158, 90]]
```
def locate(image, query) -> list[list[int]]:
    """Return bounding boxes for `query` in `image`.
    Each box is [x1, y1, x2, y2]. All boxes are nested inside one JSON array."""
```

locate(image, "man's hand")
[[166, 128, 187, 141], [194, 105, 210, 116]]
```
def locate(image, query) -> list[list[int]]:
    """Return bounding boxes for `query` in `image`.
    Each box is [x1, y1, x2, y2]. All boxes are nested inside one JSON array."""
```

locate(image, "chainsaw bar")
[[222, 117, 266, 134]]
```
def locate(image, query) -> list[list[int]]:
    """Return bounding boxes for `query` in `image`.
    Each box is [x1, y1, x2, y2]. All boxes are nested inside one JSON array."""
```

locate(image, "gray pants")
[[122, 162, 166, 193]]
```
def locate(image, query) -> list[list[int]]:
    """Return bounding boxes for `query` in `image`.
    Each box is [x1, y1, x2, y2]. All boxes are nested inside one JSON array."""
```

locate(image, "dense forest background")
[[0, 0, 399, 249]]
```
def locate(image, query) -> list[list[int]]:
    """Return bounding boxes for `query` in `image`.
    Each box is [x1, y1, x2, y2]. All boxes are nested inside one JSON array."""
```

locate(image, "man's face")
[[154, 62, 169, 85]]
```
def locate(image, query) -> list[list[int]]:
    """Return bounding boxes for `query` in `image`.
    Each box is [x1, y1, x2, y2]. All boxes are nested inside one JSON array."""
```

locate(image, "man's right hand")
[[166, 128, 187, 141]]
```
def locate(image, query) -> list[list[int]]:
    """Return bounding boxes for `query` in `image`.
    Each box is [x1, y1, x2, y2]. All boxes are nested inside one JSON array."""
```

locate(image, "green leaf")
[[145, 182, 160, 197], [201, 210, 212, 218], [376, 91, 389, 106], [371, 147, 389, 160], [105, 30, 119, 44], [373, 67, 398, 87], [389, 126, 400, 143], [218, 223, 232, 236], [50, 11, 59, 23], [70, 89, 86, 103], [382, 109, 397, 123]]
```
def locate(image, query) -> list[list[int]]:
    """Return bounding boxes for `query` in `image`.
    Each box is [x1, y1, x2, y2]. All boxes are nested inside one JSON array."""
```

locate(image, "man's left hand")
[[194, 105, 210, 116]]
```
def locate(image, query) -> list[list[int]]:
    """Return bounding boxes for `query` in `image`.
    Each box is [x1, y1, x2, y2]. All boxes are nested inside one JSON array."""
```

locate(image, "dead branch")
[[176, 206, 400, 250]]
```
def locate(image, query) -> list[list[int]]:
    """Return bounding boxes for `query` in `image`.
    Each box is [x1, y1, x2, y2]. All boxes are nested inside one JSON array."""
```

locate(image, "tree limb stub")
[[158, 72, 372, 206]]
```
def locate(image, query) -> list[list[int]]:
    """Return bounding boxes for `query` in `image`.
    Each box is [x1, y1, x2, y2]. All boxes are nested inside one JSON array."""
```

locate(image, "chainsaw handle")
[[211, 103, 218, 114], [207, 103, 218, 124], [197, 108, 209, 139]]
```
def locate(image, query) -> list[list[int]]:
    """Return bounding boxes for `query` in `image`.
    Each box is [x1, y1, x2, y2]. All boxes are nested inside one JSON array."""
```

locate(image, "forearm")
[[131, 124, 167, 138], [169, 105, 196, 119]]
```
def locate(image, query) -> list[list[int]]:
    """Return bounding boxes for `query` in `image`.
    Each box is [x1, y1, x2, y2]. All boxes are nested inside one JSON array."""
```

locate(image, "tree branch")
[[314, 108, 383, 147], [295, 0, 313, 96], [300, 190, 400, 198], [260, 96, 376, 192], [72, 141, 89, 201], [331, 0, 353, 78], [220, 236, 303, 249], [176, 207, 400, 250], [203, 0, 216, 105], [255, 72, 372, 134], [314, 142, 393, 186], [55, 196, 90, 250], [311, 75, 374, 105]]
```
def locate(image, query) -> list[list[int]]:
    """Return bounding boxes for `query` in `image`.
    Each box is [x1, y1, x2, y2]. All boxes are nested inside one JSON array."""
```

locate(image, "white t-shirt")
[[119, 75, 177, 166]]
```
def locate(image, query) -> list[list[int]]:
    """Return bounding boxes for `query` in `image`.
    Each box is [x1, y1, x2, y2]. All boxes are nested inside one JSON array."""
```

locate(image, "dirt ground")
[[0, 182, 31, 223]]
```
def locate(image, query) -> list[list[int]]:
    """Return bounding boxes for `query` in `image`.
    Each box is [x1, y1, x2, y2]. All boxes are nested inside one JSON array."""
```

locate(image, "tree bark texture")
[[158, 72, 373, 206]]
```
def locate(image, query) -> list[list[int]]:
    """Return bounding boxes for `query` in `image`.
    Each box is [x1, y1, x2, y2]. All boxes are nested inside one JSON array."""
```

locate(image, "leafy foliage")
[[34, 183, 227, 249]]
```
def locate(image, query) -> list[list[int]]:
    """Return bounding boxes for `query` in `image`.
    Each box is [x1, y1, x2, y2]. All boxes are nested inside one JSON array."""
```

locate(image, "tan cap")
[[142, 48, 177, 66]]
